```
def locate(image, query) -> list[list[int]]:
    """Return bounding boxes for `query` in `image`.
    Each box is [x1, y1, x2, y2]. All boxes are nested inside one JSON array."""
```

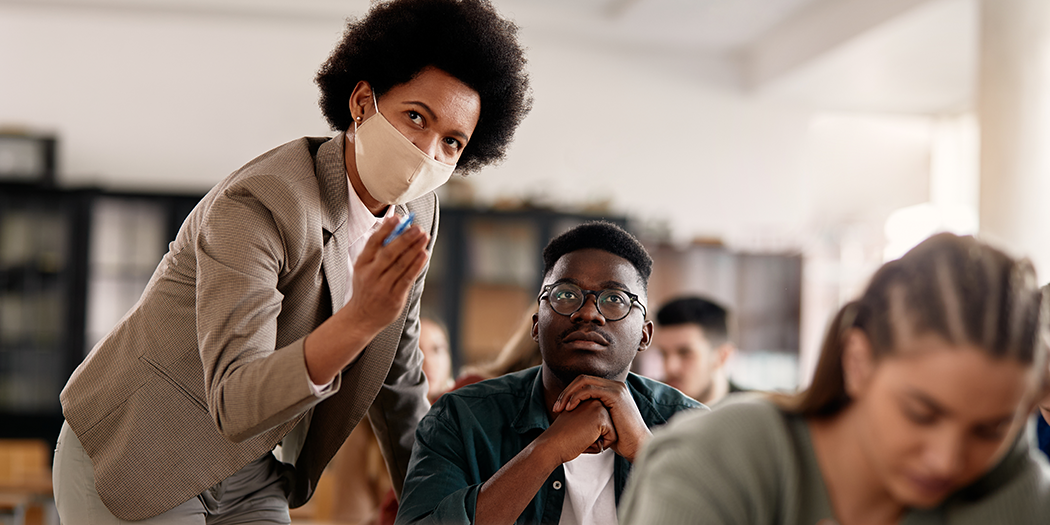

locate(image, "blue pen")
[[383, 212, 416, 245]]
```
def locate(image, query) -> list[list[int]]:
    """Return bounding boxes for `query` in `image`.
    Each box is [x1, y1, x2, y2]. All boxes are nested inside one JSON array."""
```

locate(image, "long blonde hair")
[[777, 233, 1047, 417], [461, 303, 542, 380]]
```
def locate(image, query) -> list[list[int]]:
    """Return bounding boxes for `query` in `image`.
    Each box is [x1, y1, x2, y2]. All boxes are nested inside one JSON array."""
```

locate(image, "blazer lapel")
[[316, 132, 351, 314], [322, 230, 347, 315]]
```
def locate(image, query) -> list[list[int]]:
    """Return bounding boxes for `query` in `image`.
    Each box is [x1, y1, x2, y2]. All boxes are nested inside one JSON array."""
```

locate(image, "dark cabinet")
[[0, 184, 200, 446], [420, 207, 626, 370], [0, 186, 804, 441], [0, 185, 90, 443]]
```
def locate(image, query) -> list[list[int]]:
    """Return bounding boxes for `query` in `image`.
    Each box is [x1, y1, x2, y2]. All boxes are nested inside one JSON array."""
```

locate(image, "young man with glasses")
[[396, 221, 705, 525]]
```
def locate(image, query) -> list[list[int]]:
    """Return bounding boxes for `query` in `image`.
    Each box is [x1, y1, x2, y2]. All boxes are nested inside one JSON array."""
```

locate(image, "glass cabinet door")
[[420, 207, 624, 371], [0, 186, 90, 443], [0, 186, 197, 445]]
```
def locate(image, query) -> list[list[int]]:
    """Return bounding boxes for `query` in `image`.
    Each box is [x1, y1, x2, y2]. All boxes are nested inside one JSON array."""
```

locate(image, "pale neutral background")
[[1, 0, 1016, 383]]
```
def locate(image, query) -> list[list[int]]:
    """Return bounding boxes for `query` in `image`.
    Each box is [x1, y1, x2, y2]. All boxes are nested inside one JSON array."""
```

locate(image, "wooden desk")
[[0, 440, 55, 525]]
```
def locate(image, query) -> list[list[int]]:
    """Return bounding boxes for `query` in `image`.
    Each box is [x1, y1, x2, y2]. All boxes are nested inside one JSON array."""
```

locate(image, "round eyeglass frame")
[[537, 282, 647, 321]]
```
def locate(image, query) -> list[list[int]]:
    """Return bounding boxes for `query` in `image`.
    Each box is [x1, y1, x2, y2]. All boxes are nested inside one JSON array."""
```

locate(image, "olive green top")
[[620, 396, 1050, 525]]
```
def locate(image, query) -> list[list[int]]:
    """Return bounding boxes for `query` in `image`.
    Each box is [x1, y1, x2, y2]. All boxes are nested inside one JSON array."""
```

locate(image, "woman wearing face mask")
[[53, 1, 531, 524], [620, 233, 1050, 525]]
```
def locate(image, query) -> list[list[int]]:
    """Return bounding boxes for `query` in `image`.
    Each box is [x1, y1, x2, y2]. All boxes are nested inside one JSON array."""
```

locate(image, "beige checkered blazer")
[[60, 133, 434, 521]]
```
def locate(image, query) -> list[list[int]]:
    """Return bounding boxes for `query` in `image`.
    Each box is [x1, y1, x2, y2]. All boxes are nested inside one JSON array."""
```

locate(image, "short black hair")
[[542, 221, 652, 290], [315, 0, 532, 174], [656, 297, 730, 345]]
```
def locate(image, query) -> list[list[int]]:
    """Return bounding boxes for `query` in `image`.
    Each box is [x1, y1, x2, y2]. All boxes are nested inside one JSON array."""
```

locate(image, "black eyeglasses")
[[538, 282, 646, 321]]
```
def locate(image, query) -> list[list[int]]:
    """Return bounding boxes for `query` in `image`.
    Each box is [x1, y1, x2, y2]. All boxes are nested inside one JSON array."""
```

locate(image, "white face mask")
[[352, 96, 456, 205]]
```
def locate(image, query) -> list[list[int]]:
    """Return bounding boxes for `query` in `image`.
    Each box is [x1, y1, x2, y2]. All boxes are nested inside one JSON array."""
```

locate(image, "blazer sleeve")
[[368, 192, 440, 497], [194, 174, 329, 442]]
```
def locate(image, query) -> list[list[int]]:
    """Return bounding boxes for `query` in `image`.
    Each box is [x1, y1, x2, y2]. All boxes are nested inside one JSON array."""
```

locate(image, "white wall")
[[468, 27, 816, 248], [0, 2, 932, 248], [2, 2, 944, 375], [1, 3, 342, 191]]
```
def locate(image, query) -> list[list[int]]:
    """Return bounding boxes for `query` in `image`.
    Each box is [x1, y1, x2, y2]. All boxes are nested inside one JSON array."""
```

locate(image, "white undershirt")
[[343, 174, 395, 307], [559, 448, 618, 525]]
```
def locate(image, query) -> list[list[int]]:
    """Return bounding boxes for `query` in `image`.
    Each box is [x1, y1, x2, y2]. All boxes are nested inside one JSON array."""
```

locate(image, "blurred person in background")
[[621, 233, 1050, 525], [455, 303, 543, 388], [51, 0, 531, 523], [332, 313, 454, 524], [1033, 285, 1050, 462], [396, 221, 704, 525], [378, 307, 541, 525], [1036, 396, 1050, 461], [419, 314, 455, 402], [653, 296, 741, 404]]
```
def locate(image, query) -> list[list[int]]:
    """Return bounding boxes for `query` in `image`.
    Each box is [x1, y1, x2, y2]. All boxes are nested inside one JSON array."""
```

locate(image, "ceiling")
[[3, 0, 821, 49], [3, 0, 975, 113], [751, 0, 976, 114], [494, 0, 823, 52]]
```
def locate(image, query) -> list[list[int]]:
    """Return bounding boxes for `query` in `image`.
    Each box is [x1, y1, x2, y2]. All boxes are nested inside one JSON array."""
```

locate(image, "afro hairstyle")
[[655, 297, 730, 345], [315, 0, 531, 174], [542, 221, 653, 291]]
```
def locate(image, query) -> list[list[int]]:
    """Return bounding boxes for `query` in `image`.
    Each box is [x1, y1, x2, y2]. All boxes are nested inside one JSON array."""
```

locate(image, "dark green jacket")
[[396, 366, 704, 524]]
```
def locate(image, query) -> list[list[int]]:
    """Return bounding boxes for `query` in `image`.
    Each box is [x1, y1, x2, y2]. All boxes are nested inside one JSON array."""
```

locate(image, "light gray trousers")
[[53, 421, 293, 525]]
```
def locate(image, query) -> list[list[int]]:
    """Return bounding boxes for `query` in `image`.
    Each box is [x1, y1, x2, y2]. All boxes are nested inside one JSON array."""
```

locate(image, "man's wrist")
[[526, 432, 572, 470], [620, 431, 651, 463]]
